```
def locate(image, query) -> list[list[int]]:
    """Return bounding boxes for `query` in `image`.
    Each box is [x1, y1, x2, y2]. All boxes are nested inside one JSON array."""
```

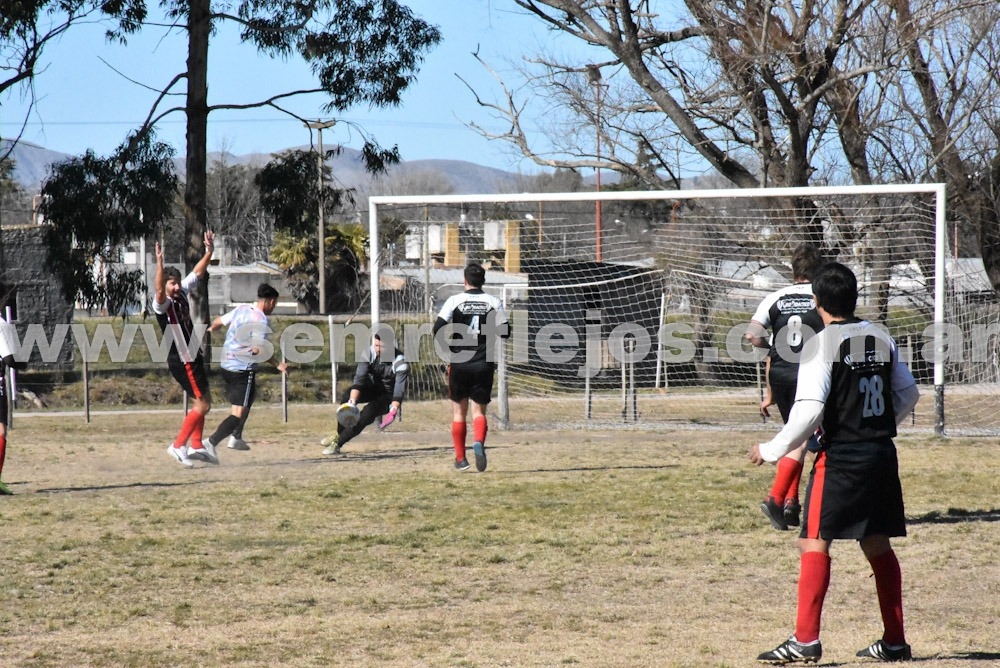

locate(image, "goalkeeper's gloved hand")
[[378, 406, 398, 431]]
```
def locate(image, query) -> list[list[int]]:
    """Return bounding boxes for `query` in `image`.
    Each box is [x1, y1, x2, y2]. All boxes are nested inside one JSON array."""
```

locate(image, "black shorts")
[[448, 363, 495, 405], [168, 357, 211, 401], [771, 382, 796, 423], [801, 439, 906, 541], [221, 368, 256, 409]]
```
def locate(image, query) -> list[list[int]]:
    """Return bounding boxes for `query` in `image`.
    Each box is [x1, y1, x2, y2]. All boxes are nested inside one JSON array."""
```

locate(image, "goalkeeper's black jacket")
[[352, 345, 408, 403]]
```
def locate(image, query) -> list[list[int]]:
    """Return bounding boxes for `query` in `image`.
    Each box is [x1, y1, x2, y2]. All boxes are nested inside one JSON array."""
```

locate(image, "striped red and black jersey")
[[153, 272, 201, 364]]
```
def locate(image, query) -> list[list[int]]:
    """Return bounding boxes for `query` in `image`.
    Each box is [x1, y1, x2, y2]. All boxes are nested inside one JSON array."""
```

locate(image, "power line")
[[1, 116, 475, 132]]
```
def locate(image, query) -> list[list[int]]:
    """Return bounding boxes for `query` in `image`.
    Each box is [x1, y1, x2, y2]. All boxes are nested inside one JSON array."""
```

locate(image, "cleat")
[[761, 497, 789, 530], [454, 458, 471, 471], [757, 636, 822, 664], [320, 433, 338, 447], [197, 440, 219, 465], [167, 445, 195, 468], [227, 436, 250, 451], [187, 447, 207, 462], [856, 640, 912, 662], [0, 480, 13, 495], [784, 500, 801, 527], [322, 436, 342, 455], [473, 441, 487, 472]]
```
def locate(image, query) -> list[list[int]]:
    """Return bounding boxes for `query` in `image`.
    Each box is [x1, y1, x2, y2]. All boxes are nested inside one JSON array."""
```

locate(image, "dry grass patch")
[[0, 403, 996, 667]]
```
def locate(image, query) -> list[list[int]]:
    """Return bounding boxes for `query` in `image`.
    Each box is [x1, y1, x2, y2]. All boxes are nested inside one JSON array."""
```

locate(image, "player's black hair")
[[257, 283, 279, 300], [791, 243, 824, 281], [163, 266, 182, 283], [812, 262, 857, 318], [464, 263, 486, 289]]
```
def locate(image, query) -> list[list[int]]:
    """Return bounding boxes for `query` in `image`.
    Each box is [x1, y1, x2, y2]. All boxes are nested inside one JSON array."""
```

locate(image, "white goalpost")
[[366, 183, 998, 435]]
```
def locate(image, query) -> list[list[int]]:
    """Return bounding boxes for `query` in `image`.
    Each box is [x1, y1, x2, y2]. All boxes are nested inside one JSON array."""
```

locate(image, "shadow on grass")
[[925, 651, 1000, 661], [294, 445, 446, 464], [505, 463, 680, 474], [34, 480, 201, 494], [286, 447, 681, 474], [908, 508, 1000, 524]]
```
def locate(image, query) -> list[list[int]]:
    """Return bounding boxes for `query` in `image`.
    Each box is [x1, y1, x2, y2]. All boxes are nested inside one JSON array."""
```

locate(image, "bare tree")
[[468, 0, 1000, 286], [205, 151, 272, 263]]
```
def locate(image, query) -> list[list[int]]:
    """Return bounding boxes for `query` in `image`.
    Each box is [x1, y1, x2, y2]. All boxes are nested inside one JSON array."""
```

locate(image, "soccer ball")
[[336, 402, 360, 428]]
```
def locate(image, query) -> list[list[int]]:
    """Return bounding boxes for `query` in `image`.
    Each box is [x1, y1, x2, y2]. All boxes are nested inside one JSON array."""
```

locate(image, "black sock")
[[210, 415, 241, 445]]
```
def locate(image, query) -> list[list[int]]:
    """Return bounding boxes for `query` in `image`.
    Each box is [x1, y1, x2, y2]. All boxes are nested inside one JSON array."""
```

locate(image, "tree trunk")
[[185, 0, 211, 324]]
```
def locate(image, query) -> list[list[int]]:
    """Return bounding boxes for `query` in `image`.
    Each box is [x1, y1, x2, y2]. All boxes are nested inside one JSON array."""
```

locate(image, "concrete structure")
[[1, 225, 74, 368]]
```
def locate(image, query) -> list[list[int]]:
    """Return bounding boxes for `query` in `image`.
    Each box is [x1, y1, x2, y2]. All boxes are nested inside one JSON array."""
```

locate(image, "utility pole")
[[587, 65, 604, 262], [305, 120, 336, 313]]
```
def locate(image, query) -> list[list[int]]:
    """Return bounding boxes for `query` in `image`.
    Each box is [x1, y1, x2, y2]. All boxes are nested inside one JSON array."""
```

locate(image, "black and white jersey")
[[796, 319, 907, 445], [153, 271, 201, 364], [750, 282, 819, 385], [435, 289, 507, 366]]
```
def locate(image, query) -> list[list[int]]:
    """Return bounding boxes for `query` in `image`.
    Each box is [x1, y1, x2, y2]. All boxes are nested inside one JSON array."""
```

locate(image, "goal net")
[[366, 184, 1000, 435]]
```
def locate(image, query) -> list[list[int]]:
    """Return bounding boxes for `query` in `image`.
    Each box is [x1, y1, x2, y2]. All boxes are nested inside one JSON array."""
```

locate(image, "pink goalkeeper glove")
[[378, 406, 398, 430]]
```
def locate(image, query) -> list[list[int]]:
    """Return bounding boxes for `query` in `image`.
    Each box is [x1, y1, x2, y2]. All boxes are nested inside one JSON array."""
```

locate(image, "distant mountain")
[[2, 140, 73, 189], [2, 139, 523, 195]]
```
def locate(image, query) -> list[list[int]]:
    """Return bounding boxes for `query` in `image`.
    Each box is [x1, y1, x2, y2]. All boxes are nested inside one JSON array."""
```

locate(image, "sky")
[[1, 1, 564, 172]]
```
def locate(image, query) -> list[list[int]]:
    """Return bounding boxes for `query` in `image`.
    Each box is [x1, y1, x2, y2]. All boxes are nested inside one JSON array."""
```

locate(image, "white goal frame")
[[368, 183, 949, 434]]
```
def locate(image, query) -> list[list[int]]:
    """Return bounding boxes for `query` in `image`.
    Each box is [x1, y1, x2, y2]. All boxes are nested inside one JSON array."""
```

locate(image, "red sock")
[[473, 416, 488, 444], [452, 422, 467, 461], [0, 434, 7, 476], [869, 549, 906, 645], [785, 460, 804, 505], [174, 411, 201, 448], [795, 551, 831, 643], [770, 456, 803, 504], [190, 413, 206, 449]]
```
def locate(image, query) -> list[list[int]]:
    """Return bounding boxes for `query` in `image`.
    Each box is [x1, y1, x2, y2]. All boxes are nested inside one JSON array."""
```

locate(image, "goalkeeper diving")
[[321, 333, 408, 454]]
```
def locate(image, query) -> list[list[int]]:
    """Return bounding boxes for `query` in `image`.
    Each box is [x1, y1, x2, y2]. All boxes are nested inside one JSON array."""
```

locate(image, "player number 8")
[[786, 315, 803, 348]]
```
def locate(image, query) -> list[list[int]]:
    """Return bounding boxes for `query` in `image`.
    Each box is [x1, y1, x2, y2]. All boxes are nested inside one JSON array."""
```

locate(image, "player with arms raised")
[[155, 232, 215, 467], [750, 262, 919, 664], [433, 263, 508, 472]]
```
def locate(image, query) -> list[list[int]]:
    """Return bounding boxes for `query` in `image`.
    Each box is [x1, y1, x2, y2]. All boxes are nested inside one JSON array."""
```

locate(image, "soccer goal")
[[366, 183, 1000, 435]]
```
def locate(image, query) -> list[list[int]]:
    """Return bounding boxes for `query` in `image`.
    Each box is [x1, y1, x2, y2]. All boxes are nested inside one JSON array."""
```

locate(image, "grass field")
[[1, 401, 998, 667]]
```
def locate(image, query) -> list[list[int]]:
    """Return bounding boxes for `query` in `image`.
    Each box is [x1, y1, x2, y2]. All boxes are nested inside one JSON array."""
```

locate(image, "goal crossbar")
[[368, 183, 950, 433]]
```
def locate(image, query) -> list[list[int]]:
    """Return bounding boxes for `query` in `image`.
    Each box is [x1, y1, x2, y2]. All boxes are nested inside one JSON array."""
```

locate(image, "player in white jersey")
[[432, 263, 508, 472], [0, 314, 26, 494], [201, 283, 287, 462], [750, 262, 919, 665]]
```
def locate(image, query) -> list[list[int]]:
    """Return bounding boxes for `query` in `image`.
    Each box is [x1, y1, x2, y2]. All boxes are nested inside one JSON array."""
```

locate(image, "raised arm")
[[154, 241, 167, 306], [192, 231, 215, 280]]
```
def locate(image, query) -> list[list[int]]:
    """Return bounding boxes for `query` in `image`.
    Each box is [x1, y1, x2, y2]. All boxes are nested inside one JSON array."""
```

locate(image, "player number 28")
[[859, 375, 885, 417]]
